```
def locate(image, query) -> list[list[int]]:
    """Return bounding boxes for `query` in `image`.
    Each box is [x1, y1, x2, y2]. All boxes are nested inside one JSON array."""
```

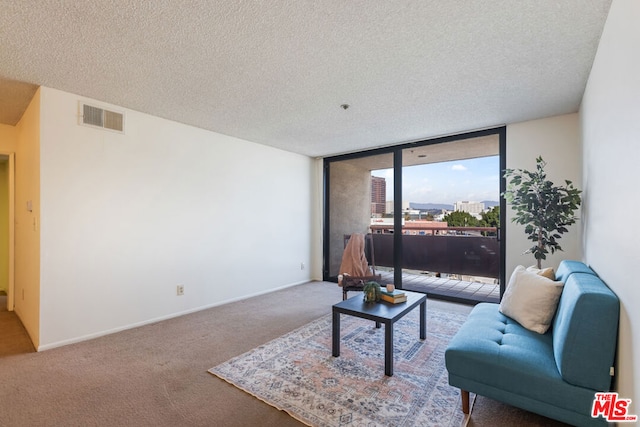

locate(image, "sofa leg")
[[461, 389, 470, 414]]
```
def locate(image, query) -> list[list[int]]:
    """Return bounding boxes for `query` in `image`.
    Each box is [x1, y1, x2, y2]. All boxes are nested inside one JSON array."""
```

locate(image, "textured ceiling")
[[0, 1, 611, 157]]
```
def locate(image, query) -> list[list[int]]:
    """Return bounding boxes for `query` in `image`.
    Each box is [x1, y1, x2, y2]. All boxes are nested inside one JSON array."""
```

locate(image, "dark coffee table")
[[332, 290, 427, 376]]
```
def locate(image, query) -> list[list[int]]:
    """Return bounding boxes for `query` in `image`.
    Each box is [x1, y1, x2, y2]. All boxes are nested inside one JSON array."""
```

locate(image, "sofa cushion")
[[552, 272, 619, 390], [500, 266, 564, 334]]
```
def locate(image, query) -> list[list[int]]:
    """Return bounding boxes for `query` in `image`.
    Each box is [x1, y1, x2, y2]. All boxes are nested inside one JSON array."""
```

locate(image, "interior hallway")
[[0, 293, 35, 356]]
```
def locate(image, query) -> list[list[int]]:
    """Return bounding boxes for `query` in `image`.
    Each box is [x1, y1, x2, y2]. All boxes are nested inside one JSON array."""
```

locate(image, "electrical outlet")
[[177, 285, 184, 296], [300, 262, 305, 270]]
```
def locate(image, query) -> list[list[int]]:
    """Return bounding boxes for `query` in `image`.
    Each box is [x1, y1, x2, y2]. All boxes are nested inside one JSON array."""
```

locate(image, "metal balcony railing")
[[370, 230, 500, 279]]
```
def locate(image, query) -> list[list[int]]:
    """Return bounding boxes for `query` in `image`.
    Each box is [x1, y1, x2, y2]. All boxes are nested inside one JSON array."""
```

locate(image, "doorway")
[[0, 154, 15, 311], [324, 128, 506, 304]]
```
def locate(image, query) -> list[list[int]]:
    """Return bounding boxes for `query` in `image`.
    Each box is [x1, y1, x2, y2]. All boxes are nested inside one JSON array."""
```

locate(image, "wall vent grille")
[[79, 102, 125, 133]]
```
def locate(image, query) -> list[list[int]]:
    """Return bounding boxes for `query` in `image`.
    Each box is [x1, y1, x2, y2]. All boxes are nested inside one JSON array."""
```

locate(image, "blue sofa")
[[445, 260, 619, 426]]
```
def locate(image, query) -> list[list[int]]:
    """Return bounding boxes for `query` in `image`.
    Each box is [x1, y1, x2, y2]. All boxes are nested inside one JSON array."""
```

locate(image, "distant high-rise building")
[[385, 200, 411, 215], [371, 176, 386, 214], [454, 201, 485, 215]]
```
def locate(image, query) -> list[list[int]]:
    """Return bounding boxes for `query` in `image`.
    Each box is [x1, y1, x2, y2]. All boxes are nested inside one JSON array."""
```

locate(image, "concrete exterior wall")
[[328, 161, 372, 277]]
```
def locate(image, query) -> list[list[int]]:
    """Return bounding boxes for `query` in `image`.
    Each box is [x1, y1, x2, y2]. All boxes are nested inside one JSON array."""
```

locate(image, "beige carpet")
[[0, 284, 571, 426], [468, 395, 571, 426]]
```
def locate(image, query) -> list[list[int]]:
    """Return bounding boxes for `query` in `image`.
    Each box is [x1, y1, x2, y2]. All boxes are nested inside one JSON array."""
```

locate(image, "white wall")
[[505, 113, 582, 277], [15, 90, 41, 346], [38, 87, 315, 349], [580, 0, 640, 410], [0, 124, 18, 151]]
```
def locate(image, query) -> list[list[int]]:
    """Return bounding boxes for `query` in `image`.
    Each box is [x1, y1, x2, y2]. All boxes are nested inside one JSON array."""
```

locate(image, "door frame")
[[0, 152, 16, 311]]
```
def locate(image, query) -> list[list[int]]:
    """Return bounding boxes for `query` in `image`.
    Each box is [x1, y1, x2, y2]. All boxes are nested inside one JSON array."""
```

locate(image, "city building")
[[454, 201, 485, 215], [371, 176, 386, 215]]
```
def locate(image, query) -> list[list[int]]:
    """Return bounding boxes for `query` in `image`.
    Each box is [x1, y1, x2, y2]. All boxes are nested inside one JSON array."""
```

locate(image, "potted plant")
[[362, 281, 381, 303], [503, 156, 582, 269]]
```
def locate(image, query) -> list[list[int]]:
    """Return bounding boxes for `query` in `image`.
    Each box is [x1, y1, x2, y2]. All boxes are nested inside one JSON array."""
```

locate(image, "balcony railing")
[[371, 229, 499, 279]]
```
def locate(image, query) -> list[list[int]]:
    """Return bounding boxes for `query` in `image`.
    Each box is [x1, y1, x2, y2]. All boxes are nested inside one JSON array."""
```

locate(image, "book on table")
[[380, 288, 405, 298], [380, 293, 407, 304], [380, 287, 406, 304]]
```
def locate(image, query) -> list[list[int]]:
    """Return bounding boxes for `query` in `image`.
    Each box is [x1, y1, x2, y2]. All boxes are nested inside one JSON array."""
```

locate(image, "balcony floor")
[[378, 270, 500, 304]]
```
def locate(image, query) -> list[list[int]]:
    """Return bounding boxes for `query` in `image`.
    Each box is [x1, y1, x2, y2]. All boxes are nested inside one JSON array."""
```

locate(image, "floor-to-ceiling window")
[[324, 128, 506, 304]]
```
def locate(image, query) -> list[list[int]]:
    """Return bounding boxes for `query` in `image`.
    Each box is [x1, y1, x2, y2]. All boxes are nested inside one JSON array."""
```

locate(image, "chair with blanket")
[[338, 233, 381, 300]]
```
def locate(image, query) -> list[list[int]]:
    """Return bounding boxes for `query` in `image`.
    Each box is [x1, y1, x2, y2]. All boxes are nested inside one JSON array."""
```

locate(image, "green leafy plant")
[[503, 156, 582, 268], [443, 211, 479, 227], [479, 206, 500, 237], [362, 281, 381, 303]]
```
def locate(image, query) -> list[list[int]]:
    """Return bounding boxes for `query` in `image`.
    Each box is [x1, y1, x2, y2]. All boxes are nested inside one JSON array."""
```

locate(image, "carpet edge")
[[208, 369, 314, 427]]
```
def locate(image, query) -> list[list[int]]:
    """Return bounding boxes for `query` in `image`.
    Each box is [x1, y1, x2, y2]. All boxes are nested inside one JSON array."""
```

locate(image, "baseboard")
[[37, 279, 313, 351]]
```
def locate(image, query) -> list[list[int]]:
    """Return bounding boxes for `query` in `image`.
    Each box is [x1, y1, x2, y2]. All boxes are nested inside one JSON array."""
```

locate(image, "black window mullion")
[[393, 149, 403, 288]]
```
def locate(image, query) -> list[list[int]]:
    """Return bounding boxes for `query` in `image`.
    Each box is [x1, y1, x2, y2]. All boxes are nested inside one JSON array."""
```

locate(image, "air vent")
[[79, 102, 124, 133]]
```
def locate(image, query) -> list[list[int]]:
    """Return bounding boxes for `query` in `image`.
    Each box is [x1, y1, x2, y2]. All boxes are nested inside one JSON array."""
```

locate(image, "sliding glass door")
[[324, 128, 506, 303], [399, 138, 501, 302]]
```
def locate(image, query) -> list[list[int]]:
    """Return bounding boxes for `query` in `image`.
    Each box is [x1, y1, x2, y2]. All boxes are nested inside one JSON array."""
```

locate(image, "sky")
[[372, 156, 500, 205]]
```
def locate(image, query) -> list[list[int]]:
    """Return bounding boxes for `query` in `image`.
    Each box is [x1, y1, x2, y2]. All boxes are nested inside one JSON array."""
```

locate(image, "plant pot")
[[362, 281, 381, 303]]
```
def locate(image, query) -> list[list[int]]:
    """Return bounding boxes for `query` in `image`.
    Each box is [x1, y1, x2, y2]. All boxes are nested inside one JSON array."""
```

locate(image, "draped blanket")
[[338, 233, 372, 286]]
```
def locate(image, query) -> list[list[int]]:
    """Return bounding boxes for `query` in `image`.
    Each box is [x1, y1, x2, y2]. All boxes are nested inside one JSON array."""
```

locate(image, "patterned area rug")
[[209, 306, 468, 426]]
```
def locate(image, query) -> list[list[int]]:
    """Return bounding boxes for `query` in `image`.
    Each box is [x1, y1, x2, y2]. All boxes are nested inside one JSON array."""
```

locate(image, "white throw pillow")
[[499, 265, 564, 334]]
